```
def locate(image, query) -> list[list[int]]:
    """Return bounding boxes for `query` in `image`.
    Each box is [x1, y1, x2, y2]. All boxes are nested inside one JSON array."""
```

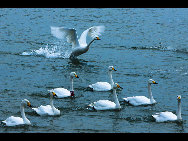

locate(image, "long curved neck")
[[108, 71, 114, 88], [177, 99, 182, 120], [113, 89, 121, 109], [21, 105, 26, 120], [50, 94, 57, 114], [20, 105, 29, 124], [148, 83, 155, 103], [87, 38, 95, 49], [50, 94, 54, 108], [70, 77, 74, 91]]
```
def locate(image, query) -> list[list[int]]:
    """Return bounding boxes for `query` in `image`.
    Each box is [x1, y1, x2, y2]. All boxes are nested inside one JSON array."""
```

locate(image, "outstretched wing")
[[78, 25, 105, 47], [50, 26, 80, 48]]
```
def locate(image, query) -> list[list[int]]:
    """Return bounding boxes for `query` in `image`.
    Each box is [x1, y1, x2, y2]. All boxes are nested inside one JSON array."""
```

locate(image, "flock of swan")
[[1, 26, 183, 127]]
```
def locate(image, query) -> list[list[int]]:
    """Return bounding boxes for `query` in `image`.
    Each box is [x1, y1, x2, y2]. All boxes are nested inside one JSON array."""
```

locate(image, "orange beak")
[[96, 37, 100, 40]]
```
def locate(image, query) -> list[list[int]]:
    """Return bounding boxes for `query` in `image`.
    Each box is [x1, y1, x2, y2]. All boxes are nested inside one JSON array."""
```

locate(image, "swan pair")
[[2, 92, 60, 126], [32, 72, 79, 116], [50, 25, 105, 59], [122, 79, 183, 122]]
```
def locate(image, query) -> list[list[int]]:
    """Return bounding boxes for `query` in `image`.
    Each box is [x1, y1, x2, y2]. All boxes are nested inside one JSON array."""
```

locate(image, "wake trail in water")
[[21, 41, 72, 58]]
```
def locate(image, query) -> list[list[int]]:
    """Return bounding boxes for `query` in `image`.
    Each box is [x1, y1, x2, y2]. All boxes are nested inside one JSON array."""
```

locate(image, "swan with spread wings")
[[50, 26, 105, 59]]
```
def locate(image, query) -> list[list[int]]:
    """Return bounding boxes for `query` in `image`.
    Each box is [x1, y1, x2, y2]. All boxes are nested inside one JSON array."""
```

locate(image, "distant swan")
[[50, 25, 105, 59], [49, 72, 79, 98], [88, 66, 117, 91], [2, 99, 32, 126], [152, 95, 182, 122], [88, 83, 123, 111], [123, 79, 158, 106], [32, 92, 60, 116]]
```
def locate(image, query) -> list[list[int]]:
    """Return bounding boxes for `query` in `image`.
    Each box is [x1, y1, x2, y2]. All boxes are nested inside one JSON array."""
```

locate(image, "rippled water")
[[0, 8, 188, 133]]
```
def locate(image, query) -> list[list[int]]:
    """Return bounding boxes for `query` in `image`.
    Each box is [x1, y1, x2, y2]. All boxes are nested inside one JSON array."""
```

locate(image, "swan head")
[[177, 95, 181, 100], [94, 37, 101, 40], [70, 72, 79, 78], [108, 66, 117, 71], [148, 79, 158, 84], [113, 83, 123, 89], [21, 99, 32, 108]]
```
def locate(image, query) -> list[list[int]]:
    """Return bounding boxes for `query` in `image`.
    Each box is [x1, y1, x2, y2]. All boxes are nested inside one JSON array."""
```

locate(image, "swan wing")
[[48, 88, 70, 98], [33, 105, 54, 116], [152, 111, 177, 122], [125, 96, 151, 106], [78, 26, 105, 47], [89, 82, 112, 91], [93, 100, 116, 110], [50, 26, 80, 48], [2, 116, 24, 126]]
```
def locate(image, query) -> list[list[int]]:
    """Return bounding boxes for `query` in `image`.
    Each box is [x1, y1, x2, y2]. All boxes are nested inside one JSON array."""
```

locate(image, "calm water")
[[0, 8, 188, 133]]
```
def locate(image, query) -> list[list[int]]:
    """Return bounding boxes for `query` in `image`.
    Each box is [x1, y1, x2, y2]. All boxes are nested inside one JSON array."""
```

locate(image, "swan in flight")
[[88, 83, 123, 111], [123, 79, 158, 106], [49, 72, 79, 98], [50, 25, 105, 59], [2, 99, 32, 126], [32, 92, 60, 116], [152, 95, 182, 122], [88, 66, 117, 91]]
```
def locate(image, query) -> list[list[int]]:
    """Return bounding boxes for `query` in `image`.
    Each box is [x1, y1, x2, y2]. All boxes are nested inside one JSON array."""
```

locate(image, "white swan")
[[32, 92, 60, 116], [49, 72, 79, 98], [88, 66, 117, 91], [152, 95, 182, 122], [2, 99, 32, 126], [88, 83, 123, 111], [50, 25, 105, 59], [123, 79, 158, 106]]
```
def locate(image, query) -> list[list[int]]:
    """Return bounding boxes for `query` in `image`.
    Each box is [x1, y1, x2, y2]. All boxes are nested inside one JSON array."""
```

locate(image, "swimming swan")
[[50, 26, 105, 59], [49, 72, 79, 98], [88, 66, 117, 91], [2, 99, 32, 126], [32, 92, 60, 116], [88, 83, 123, 111], [123, 79, 158, 106], [152, 95, 182, 122]]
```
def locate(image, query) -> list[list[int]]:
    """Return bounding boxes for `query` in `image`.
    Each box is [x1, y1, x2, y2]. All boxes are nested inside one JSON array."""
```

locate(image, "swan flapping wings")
[[50, 26, 105, 48]]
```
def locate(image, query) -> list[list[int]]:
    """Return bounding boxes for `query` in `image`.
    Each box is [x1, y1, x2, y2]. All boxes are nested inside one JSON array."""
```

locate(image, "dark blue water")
[[0, 8, 187, 133]]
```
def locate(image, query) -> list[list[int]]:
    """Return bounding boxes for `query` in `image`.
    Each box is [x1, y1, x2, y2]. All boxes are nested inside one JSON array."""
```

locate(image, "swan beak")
[[112, 67, 117, 71], [117, 84, 123, 89], [96, 37, 100, 40], [27, 102, 32, 108], [52, 92, 57, 97], [75, 74, 79, 78], [152, 81, 158, 84]]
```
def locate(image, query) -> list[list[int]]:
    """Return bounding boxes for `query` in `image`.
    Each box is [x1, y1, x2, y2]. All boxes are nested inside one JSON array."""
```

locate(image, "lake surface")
[[0, 8, 187, 133]]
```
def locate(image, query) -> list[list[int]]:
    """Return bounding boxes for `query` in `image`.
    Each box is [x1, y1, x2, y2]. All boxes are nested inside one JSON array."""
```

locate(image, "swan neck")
[[87, 38, 95, 48], [70, 77, 74, 91], [50, 94, 54, 108], [108, 71, 114, 87], [148, 83, 155, 103], [20, 105, 29, 124], [113, 89, 121, 109], [21, 105, 26, 119], [177, 100, 182, 120]]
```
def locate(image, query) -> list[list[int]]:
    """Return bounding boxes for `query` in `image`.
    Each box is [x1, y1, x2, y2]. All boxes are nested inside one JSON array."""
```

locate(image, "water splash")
[[21, 41, 72, 58]]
